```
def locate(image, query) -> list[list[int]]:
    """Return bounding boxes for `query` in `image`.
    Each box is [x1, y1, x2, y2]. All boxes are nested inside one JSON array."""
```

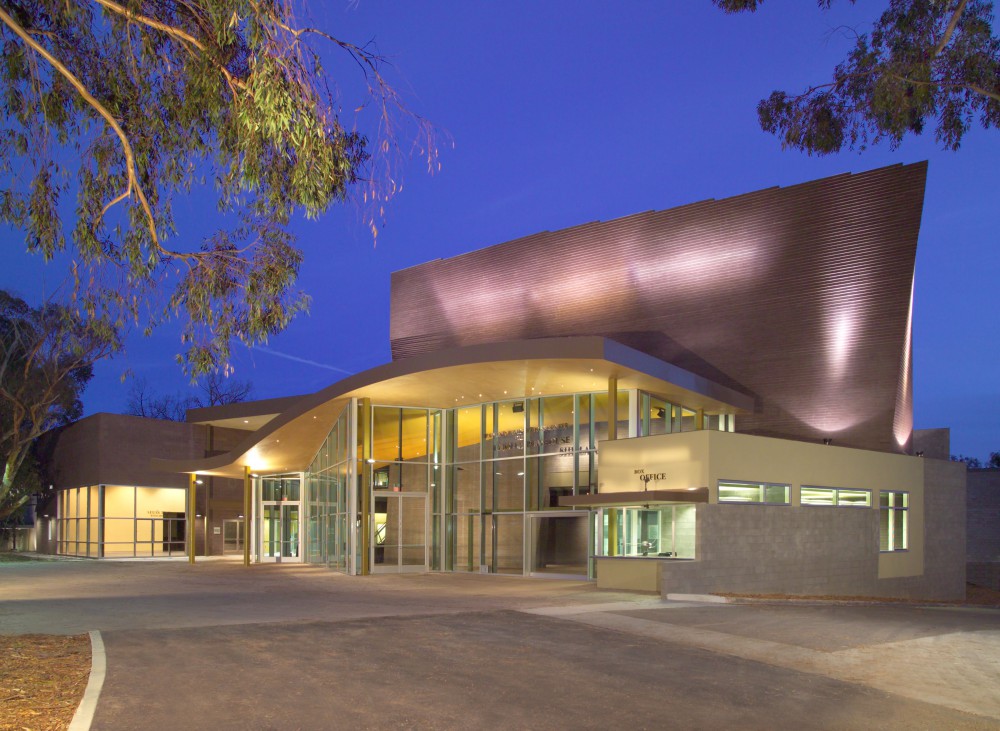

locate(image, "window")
[[801, 486, 872, 507], [880, 491, 908, 551], [602, 505, 696, 558], [718, 480, 789, 504]]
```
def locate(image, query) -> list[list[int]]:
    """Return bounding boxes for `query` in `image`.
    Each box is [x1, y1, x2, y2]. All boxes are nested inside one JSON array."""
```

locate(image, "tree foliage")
[[715, 0, 1000, 153], [0, 0, 434, 375], [126, 371, 253, 420], [0, 291, 118, 519]]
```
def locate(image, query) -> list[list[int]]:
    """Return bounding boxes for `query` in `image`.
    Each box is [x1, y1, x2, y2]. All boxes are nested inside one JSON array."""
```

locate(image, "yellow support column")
[[608, 376, 618, 441], [607, 508, 618, 556], [243, 467, 252, 567], [187, 473, 197, 564], [359, 398, 372, 576], [696, 408, 704, 430]]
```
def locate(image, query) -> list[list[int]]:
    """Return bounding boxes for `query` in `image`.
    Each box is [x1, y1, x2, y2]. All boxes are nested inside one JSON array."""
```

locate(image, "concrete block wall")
[[659, 504, 879, 598], [660, 458, 966, 600], [967, 468, 1000, 589]]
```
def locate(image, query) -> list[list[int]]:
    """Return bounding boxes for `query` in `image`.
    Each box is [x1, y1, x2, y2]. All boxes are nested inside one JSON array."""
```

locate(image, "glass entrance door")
[[222, 519, 244, 555], [261, 504, 300, 562], [372, 493, 427, 573]]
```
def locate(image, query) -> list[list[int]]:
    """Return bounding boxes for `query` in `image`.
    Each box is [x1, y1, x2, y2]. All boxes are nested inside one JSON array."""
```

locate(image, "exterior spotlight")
[[823, 438, 833, 446], [195, 513, 202, 518], [195, 479, 205, 485], [915, 451, 925, 457]]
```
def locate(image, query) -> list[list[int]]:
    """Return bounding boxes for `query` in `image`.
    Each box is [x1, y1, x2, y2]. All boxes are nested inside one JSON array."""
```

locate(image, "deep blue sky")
[[3, 2, 998, 459]]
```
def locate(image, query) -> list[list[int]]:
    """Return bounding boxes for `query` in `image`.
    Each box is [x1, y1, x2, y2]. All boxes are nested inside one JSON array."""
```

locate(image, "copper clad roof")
[[390, 163, 927, 452]]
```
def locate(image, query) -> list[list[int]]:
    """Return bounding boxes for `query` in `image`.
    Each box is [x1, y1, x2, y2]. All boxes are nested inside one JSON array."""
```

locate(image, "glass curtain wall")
[[304, 404, 353, 572], [443, 391, 628, 576], [368, 405, 440, 572], [638, 391, 735, 436], [56, 485, 186, 557]]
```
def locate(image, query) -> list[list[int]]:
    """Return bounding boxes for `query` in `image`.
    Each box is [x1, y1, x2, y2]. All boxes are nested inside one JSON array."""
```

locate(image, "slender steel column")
[[243, 467, 252, 567], [187, 473, 197, 564]]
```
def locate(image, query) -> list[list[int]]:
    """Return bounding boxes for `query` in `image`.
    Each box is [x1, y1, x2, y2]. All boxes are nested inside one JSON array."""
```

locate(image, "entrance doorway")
[[261, 503, 300, 562], [527, 513, 590, 577], [372, 493, 427, 573]]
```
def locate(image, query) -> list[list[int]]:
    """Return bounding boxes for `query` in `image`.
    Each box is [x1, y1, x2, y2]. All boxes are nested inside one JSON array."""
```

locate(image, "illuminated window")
[[880, 491, 908, 551], [718, 480, 789, 504], [801, 486, 871, 507]]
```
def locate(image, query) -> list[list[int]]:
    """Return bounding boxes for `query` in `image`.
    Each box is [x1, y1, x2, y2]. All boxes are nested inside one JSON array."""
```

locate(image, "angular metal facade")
[[390, 163, 927, 453]]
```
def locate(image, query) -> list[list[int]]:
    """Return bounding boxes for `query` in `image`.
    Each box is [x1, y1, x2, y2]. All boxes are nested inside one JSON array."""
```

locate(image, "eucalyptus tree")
[[715, 0, 1000, 153], [0, 291, 118, 519], [0, 0, 433, 375]]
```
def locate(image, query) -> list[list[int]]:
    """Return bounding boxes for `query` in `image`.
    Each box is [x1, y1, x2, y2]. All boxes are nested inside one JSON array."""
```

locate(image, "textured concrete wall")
[[658, 458, 965, 600], [658, 504, 880, 597], [41, 413, 206, 490], [967, 468, 1000, 589]]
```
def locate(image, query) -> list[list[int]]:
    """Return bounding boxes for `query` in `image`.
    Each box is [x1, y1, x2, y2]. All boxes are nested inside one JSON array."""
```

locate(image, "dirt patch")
[[0, 634, 90, 731]]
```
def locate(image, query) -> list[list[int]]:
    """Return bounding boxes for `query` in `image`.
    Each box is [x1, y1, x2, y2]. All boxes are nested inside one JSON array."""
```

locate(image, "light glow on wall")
[[893, 280, 915, 448]]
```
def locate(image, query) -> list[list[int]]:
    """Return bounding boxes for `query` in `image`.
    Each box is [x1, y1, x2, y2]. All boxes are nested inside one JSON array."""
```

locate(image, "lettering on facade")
[[486, 424, 574, 454], [633, 468, 666, 488], [147, 510, 163, 517]]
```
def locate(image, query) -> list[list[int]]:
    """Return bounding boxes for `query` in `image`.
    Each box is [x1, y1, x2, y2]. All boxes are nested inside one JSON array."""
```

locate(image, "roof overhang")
[[559, 487, 709, 507], [155, 336, 753, 478], [185, 394, 307, 431]]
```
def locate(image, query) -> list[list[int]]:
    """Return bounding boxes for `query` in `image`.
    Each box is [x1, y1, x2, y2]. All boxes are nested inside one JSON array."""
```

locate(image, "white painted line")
[[69, 630, 106, 731]]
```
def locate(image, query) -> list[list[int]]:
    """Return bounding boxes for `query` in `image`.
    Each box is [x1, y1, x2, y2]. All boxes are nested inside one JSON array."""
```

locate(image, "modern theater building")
[[36, 161, 968, 600]]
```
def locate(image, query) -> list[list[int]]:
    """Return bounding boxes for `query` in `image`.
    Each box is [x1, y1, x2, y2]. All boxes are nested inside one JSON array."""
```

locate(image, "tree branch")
[[90, 0, 246, 93], [932, 0, 969, 58], [0, 5, 160, 249]]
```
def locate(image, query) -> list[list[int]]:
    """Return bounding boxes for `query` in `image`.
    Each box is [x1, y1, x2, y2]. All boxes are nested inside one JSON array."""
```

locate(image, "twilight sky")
[[2, 1, 998, 459]]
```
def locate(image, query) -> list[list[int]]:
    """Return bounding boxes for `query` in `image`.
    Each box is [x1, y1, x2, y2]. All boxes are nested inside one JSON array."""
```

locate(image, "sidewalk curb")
[[68, 630, 105, 731]]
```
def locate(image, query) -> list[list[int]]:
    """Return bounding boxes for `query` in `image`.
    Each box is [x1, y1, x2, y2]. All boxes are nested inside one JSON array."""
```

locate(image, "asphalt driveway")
[[3, 559, 999, 730]]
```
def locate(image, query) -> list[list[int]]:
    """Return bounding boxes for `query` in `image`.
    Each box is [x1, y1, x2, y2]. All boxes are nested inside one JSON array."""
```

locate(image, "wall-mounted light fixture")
[[822, 438, 833, 446]]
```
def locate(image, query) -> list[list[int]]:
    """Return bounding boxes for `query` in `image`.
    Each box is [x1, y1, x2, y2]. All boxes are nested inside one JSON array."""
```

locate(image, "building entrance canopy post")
[[187, 473, 197, 564], [243, 467, 252, 567]]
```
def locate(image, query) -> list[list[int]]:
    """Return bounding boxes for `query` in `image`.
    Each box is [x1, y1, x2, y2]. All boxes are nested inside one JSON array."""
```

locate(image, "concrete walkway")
[[3, 560, 999, 729]]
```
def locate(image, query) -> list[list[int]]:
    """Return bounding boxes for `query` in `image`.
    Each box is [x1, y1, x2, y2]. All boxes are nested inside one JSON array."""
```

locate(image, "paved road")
[[3, 559, 999, 729]]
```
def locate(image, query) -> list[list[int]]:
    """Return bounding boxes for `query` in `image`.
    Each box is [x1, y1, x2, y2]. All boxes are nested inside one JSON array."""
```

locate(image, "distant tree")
[[0, 291, 118, 519], [989, 451, 1000, 468], [126, 371, 253, 421], [714, 0, 1000, 153], [0, 1, 436, 376], [952, 453, 984, 468]]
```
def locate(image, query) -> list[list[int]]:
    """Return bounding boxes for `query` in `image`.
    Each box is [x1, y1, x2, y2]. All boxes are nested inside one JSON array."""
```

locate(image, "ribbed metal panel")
[[390, 163, 927, 453]]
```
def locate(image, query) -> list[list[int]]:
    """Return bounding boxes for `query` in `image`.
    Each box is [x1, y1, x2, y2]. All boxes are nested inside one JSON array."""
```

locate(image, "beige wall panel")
[[595, 558, 660, 592]]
